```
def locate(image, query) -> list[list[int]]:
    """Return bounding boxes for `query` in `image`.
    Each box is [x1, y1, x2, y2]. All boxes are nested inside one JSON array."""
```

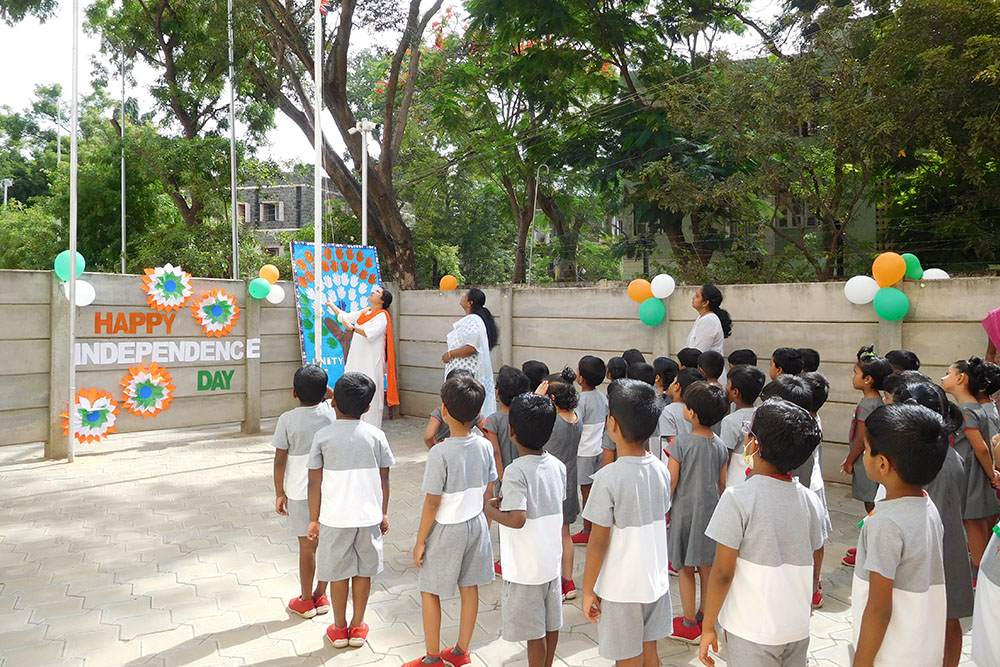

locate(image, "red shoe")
[[494, 560, 502, 575], [441, 646, 472, 667], [313, 594, 330, 615], [669, 563, 679, 577], [402, 654, 441, 667], [812, 583, 824, 609], [842, 553, 856, 567], [287, 595, 316, 618], [348, 622, 369, 647], [571, 530, 591, 544], [847, 548, 857, 556], [326, 624, 350, 648], [561, 578, 577, 601], [671, 616, 702, 643]]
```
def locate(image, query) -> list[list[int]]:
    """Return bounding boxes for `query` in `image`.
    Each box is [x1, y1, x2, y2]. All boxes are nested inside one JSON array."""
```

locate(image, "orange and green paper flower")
[[61, 387, 120, 443], [121, 363, 175, 417], [142, 263, 194, 311], [190, 288, 240, 338]]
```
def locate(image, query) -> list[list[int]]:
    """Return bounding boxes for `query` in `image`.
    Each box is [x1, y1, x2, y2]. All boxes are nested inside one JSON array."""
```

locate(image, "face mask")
[[742, 441, 758, 468]]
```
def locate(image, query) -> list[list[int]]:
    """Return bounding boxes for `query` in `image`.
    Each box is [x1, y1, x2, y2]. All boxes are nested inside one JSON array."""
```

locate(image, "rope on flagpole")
[[312, 0, 323, 366]]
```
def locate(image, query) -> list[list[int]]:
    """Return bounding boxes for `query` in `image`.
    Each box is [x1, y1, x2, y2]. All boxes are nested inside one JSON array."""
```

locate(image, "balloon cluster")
[[53, 250, 97, 306], [249, 264, 286, 304], [628, 274, 676, 326], [439, 275, 458, 290], [843, 252, 950, 321]]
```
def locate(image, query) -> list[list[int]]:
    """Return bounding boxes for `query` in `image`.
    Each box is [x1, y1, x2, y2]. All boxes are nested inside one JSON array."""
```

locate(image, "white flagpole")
[[361, 125, 368, 246], [228, 0, 239, 279], [313, 0, 323, 365], [68, 0, 80, 462], [121, 52, 126, 274]]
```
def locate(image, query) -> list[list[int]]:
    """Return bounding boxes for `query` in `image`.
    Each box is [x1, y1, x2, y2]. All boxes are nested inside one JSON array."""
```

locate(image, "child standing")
[[727, 349, 757, 367], [798, 347, 820, 373], [665, 381, 729, 642], [523, 360, 550, 392], [482, 365, 532, 489], [719, 364, 765, 488], [272, 364, 335, 619], [626, 362, 657, 387], [677, 347, 701, 370], [769, 347, 803, 378], [606, 357, 627, 382], [484, 392, 565, 667], [423, 369, 486, 448], [850, 403, 948, 667], [572, 355, 608, 546], [307, 372, 394, 647], [971, 519, 1000, 667], [582, 379, 672, 667], [800, 371, 835, 609], [657, 368, 706, 457], [699, 399, 826, 667], [885, 349, 921, 373], [409, 375, 497, 667], [697, 351, 725, 386], [653, 357, 679, 398]]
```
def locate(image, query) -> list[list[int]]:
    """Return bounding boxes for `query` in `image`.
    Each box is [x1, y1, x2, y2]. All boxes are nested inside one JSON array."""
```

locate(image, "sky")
[[0, 1, 783, 167]]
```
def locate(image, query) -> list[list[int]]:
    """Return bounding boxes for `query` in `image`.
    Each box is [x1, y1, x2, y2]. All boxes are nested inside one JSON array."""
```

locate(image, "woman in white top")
[[685, 283, 733, 355], [441, 288, 499, 416]]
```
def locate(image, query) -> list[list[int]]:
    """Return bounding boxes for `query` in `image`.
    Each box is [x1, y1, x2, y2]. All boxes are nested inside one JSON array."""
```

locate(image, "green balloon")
[[639, 297, 666, 326], [873, 287, 909, 321], [901, 252, 923, 280], [53, 250, 86, 281], [249, 277, 272, 299]]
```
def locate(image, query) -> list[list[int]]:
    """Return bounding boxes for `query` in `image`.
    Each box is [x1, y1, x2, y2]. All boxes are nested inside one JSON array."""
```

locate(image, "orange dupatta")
[[356, 307, 399, 407]]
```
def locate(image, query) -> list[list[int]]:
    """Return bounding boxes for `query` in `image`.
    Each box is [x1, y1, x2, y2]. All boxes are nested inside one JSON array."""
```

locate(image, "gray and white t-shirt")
[[273, 402, 336, 500], [576, 390, 609, 458], [422, 434, 498, 524], [971, 522, 1000, 666], [719, 406, 755, 488], [499, 452, 567, 585]]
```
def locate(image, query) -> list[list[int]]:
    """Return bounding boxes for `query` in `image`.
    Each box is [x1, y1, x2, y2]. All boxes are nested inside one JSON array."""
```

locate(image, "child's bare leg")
[[526, 637, 546, 667], [616, 655, 643, 667], [330, 579, 350, 628], [350, 576, 371, 627], [813, 546, 824, 589], [313, 579, 328, 597], [678, 567, 697, 620], [697, 565, 711, 616], [421, 592, 442, 656], [944, 618, 962, 667], [544, 630, 559, 667], [297, 537, 317, 601], [580, 485, 592, 533], [561, 525, 574, 580], [641, 640, 659, 667], [965, 518, 991, 567], [456, 585, 479, 652]]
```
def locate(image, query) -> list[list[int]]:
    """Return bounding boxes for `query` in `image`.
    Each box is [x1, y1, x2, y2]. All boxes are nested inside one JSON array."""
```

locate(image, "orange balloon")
[[258, 264, 279, 284], [440, 275, 458, 291], [627, 278, 653, 303], [872, 252, 906, 287]]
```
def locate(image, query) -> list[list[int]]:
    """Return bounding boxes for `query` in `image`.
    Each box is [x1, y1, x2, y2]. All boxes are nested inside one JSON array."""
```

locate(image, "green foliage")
[[0, 202, 63, 269], [0, 0, 56, 25]]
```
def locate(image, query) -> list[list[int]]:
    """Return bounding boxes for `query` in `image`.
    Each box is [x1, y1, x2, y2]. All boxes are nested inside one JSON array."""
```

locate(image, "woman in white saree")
[[441, 288, 499, 417]]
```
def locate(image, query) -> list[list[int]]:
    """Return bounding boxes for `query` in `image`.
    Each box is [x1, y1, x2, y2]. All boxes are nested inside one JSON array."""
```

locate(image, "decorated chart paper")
[[62, 387, 120, 443], [190, 288, 241, 338], [121, 363, 176, 417], [142, 263, 194, 311]]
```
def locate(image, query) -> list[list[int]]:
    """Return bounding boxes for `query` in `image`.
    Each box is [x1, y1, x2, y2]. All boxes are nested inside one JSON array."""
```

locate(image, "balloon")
[[922, 268, 950, 280], [249, 277, 272, 299], [53, 250, 86, 281], [650, 274, 676, 299], [844, 275, 880, 305], [439, 275, 458, 290], [901, 253, 923, 280], [872, 252, 906, 287], [62, 279, 96, 307], [627, 279, 653, 303], [639, 297, 666, 326], [265, 283, 286, 304], [873, 287, 909, 321], [259, 264, 280, 284]]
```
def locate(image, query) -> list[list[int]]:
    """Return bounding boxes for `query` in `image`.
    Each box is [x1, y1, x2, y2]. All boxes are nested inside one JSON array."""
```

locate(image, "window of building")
[[236, 202, 248, 223], [260, 201, 284, 223], [777, 198, 818, 229]]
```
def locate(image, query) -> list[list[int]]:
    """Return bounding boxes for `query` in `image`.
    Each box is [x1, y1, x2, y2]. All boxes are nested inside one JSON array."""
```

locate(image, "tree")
[[0, 84, 66, 204], [0, 0, 57, 25]]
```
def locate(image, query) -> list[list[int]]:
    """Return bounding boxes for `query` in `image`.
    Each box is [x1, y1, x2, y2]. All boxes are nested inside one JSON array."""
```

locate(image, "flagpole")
[[312, 0, 323, 366], [228, 0, 239, 280], [120, 51, 127, 274], [68, 0, 80, 463]]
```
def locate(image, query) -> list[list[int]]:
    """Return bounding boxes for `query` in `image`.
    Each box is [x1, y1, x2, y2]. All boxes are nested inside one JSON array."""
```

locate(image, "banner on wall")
[[289, 242, 382, 387]]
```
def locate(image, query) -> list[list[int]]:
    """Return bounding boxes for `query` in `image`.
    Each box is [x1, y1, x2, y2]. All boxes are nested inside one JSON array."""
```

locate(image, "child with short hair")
[[665, 381, 729, 642], [697, 351, 725, 386], [423, 369, 486, 448], [800, 371, 835, 608], [797, 347, 820, 373], [971, 518, 1000, 667], [582, 379, 672, 666], [626, 362, 656, 387], [677, 347, 701, 370], [851, 403, 948, 667], [769, 347, 803, 378], [484, 392, 565, 667], [885, 349, 921, 373], [881, 369, 931, 402], [653, 357, 679, 398], [523, 360, 550, 392], [728, 349, 757, 367], [657, 368, 706, 457], [699, 399, 826, 667], [719, 364, 765, 488], [483, 365, 532, 487], [573, 355, 609, 546], [622, 348, 646, 366], [409, 376, 497, 667], [273, 363, 336, 619], [606, 357, 628, 382], [307, 372, 394, 647]]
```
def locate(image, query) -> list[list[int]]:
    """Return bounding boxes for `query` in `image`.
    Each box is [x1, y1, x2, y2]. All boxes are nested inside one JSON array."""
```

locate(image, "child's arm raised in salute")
[[853, 572, 894, 667]]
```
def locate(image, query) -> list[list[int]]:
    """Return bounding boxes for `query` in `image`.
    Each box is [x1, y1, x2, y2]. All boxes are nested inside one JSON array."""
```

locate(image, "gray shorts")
[[502, 578, 562, 642], [577, 454, 603, 485], [287, 499, 310, 538], [317, 524, 383, 582], [597, 593, 672, 661], [418, 514, 494, 597], [725, 631, 809, 667]]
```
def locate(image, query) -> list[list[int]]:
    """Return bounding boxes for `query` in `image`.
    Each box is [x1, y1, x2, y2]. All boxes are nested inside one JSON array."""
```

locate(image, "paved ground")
[[0, 417, 977, 667]]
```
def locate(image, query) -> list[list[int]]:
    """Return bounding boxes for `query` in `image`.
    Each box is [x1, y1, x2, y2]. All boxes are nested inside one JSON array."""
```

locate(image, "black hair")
[[674, 367, 707, 394], [608, 378, 662, 443], [982, 361, 1000, 396], [760, 375, 812, 412], [627, 362, 657, 387], [378, 287, 393, 310], [728, 349, 757, 367], [606, 357, 627, 380], [293, 364, 329, 405], [496, 365, 531, 407], [677, 347, 702, 369], [857, 345, 893, 391], [882, 370, 932, 397], [441, 375, 486, 424], [653, 357, 679, 390], [797, 348, 820, 373], [545, 367, 579, 410], [952, 357, 998, 396], [578, 355, 607, 388], [467, 288, 499, 350], [799, 372, 830, 413], [508, 392, 557, 450], [622, 348, 646, 366], [772, 347, 804, 375], [727, 364, 766, 404], [333, 371, 376, 416], [522, 360, 550, 390], [446, 367, 474, 381], [697, 350, 725, 380], [865, 403, 947, 486], [891, 381, 963, 434], [751, 399, 822, 473], [701, 284, 733, 338], [885, 349, 921, 372], [683, 381, 728, 427]]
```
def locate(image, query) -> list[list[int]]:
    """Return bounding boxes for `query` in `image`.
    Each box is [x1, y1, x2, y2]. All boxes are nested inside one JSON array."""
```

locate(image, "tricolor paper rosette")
[[190, 288, 240, 338], [121, 363, 176, 418], [61, 387, 120, 443], [142, 263, 194, 311]]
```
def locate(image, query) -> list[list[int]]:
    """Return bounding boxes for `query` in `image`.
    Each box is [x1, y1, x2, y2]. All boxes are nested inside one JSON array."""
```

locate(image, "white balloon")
[[265, 283, 286, 304], [650, 273, 676, 299], [63, 279, 96, 307], [844, 275, 880, 305], [922, 268, 950, 280]]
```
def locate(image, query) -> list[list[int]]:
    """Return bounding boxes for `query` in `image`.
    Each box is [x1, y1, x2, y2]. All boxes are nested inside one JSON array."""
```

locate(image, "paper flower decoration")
[[61, 387, 120, 443], [142, 264, 194, 311], [190, 288, 240, 337], [121, 363, 175, 418]]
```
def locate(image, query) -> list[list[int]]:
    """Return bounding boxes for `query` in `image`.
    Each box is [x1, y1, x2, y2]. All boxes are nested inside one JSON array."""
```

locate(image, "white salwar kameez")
[[341, 309, 388, 428], [446, 314, 497, 417], [686, 312, 727, 384]]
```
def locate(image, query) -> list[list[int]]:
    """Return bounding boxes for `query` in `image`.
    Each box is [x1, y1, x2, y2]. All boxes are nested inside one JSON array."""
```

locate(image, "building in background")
[[237, 173, 342, 255]]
